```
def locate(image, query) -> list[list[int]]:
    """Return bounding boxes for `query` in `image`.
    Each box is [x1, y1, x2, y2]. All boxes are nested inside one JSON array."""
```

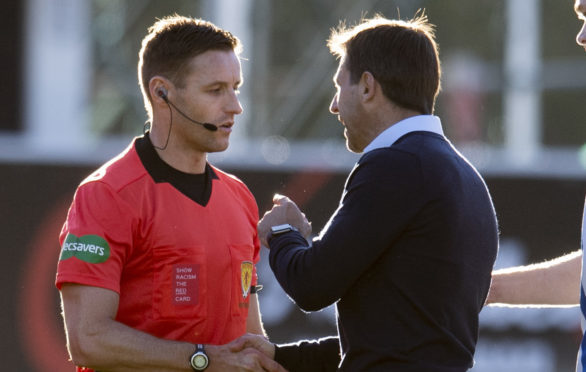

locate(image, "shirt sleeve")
[[268, 150, 425, 311], [55, 180, 135, 293]]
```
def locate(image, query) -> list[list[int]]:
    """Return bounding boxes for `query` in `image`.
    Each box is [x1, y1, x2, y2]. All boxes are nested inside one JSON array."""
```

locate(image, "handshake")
[[205, 333, 286, 372]]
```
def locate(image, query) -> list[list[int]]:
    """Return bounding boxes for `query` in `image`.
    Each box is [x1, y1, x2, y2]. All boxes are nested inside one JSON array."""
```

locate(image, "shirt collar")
[[363, 115, 444, 154]]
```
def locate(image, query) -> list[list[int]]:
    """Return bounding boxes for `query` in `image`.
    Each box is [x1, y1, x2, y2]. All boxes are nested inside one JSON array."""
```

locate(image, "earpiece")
[[156, 87, 168, 101]]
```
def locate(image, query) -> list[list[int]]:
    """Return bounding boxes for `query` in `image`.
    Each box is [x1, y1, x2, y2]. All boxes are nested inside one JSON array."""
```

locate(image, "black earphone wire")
[[150, 102, 174, 151]]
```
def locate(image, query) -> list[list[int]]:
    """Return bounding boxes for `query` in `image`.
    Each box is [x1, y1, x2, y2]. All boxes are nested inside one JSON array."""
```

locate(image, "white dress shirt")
[[363, 115, 445, 154]]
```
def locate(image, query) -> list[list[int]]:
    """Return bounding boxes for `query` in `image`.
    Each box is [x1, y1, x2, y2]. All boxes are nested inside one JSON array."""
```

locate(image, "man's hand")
[[206, 340, 286, 372], [258, 194, 312, 248], [229, 333, 276, 359]]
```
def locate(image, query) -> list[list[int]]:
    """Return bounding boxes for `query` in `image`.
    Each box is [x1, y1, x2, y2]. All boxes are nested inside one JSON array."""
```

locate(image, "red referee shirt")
[[56, 137, 260, 370]]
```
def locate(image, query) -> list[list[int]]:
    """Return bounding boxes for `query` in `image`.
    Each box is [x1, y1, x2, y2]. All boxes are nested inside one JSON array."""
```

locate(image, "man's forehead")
[[576, 0, 586, 15], [187, 50, 242, 83], [334, 61, 348, 82], [333, 65, 341, 80]]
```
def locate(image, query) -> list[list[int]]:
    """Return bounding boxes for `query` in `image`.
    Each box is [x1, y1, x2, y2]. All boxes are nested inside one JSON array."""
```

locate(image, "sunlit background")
[[0, 0, 584, 371]]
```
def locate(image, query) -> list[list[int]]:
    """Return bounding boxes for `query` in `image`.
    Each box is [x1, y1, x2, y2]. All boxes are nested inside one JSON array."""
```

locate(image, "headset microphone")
[[157, 88, 218, 132]]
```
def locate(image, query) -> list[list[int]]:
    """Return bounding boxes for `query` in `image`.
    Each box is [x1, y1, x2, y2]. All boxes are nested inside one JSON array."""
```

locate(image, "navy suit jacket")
[[271, 131, 499, 372]]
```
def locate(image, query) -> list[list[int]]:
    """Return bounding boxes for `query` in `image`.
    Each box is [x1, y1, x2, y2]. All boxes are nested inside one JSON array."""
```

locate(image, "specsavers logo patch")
[[60, 233, 110, 263]]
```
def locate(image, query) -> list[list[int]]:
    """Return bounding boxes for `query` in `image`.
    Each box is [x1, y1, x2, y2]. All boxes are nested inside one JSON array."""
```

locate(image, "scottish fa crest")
[[241, 261, 253, 298]]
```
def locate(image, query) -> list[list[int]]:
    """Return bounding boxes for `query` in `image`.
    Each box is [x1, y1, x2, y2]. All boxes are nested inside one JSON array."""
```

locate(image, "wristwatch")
[[190, 344, 209, 371], [270, 224, 298, 241]]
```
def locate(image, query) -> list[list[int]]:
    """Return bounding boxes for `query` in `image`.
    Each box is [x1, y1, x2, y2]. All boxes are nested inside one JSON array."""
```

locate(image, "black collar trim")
[[135, 133, 218, 206]]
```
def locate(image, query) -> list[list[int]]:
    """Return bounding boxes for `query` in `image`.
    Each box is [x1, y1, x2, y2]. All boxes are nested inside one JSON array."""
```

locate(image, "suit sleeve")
[[274, 336, 340, 372], [269, 150, 425, 311]]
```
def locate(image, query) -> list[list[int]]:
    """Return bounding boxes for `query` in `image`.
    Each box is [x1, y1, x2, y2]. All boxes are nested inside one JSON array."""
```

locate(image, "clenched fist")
[[258, 194, 312, 248]]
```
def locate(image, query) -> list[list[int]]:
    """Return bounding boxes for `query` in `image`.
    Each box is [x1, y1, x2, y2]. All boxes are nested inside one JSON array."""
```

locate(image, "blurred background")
[[0, 0, 584, 370]]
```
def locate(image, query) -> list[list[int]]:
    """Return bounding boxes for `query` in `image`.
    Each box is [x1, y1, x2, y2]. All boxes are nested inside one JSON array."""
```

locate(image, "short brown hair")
[[138, 14, 241, 118], [328, 13, 441, 115]]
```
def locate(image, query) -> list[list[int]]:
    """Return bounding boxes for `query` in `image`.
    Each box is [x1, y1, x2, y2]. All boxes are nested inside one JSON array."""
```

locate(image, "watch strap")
[[250, 284, 263, 294]]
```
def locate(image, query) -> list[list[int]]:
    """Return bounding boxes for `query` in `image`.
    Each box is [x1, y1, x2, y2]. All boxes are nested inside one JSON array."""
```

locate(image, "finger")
[[272, 193, 290, 205], [228, 337, 247, 352], [228, 342, 245, 353], [257, 353, 287, 372]]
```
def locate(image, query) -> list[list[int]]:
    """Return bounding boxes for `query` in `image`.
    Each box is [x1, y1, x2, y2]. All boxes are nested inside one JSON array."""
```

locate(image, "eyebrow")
[[204, 80, 242, 88]]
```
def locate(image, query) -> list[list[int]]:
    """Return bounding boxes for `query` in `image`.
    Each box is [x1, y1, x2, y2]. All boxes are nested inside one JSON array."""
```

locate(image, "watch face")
[[191, 352, 209, 370], [271, 224, 293, 234], [194, 355, 207, 368]]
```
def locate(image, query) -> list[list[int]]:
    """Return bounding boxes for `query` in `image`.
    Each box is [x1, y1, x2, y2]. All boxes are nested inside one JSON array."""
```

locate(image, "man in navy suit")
[[254, 13, 499, 372]]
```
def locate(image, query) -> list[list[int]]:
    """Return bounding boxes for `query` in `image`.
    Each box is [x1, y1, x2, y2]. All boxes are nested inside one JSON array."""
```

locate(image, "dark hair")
[[138, 14, 241, 118], [328, 13, 441, 115]]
